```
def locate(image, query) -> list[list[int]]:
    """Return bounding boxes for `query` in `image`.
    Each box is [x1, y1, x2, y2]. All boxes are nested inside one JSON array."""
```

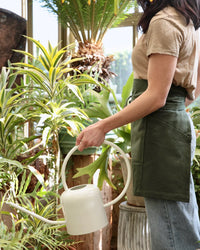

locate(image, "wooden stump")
[[118, 201, 151, 250], [0, 191, 16, 229], [110, 161, 125, 250]]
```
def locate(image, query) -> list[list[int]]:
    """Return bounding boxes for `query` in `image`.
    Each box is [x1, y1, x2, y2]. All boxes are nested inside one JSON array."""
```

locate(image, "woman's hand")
[[76, 121, 106, 151]]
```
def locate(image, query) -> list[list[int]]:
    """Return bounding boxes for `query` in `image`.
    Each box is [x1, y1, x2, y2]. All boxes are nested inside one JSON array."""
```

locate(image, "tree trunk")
[[0, 191, 16, 229]]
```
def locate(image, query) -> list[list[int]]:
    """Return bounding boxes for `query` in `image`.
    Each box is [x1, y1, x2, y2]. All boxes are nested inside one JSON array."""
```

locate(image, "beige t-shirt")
[[132, 6, 200, 100]]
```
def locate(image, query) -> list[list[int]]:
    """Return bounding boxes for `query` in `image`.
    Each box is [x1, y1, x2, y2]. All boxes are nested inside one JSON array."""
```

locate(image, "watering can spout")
[[6, 140, 131, 235], [5, 201, 66, 225]]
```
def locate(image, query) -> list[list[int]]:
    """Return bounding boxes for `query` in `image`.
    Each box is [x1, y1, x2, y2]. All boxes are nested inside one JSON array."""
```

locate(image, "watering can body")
[[61, 184, 108, 235], [6, 140, 131, 235]]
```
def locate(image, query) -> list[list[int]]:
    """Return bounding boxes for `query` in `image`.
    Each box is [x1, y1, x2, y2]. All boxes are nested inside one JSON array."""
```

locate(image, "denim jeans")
[[144, 116, 200, 250]]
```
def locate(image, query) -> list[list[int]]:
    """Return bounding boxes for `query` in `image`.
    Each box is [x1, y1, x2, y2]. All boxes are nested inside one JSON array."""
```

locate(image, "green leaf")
[[52, 49, 65, 67], [13, 49, 35, 60], [66, 83, 84, 103], [73, 146, 116, 189], [42, 126, 52, 147], [195, 148, 200, 156], [121, 72, 134, 108], [0, 158, 24, 169], [27, 165, 45, 187], [49, 67, 57, 86], [25, 36, 52, 66], [83, 88, 113, 119], [39, 54, 50, 71]]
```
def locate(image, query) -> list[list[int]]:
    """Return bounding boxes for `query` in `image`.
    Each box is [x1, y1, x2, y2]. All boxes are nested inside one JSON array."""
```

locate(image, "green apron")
[[131, 79, 192, 202]]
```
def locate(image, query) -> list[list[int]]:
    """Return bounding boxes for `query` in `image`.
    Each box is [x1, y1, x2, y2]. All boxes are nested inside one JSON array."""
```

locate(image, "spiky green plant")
[[0, 221, 74, 250], [39, 0, 133, 44], [11, 37, 101, 208], [0, 67, 37, 160], [0, 168, 75, 249], [0, 67, 41, 194]]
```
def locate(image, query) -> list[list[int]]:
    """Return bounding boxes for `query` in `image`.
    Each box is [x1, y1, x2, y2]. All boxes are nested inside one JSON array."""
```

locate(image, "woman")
[[76, 0, 200, 249]]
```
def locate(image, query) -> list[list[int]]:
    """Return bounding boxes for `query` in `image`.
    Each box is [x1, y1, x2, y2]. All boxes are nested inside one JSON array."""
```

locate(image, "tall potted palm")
[[37, 0, 134, 83]]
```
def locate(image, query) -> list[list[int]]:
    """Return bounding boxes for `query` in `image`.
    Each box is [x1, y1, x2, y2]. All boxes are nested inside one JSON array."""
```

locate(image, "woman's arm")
[[76, 54, 177, 151]]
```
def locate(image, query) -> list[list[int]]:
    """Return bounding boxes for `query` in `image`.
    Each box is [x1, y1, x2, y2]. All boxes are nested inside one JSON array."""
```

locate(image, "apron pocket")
[[131, 117, 147, 164]]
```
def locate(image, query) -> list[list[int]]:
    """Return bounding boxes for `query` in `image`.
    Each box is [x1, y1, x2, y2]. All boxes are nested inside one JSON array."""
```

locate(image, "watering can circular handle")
[[61, 140, 132, 208]]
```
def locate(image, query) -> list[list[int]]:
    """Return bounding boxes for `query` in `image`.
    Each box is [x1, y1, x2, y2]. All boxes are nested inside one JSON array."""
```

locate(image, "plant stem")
[[91, 1, 95, 42], [71, 0, 87, 42], [93, 0, 108, 42], [60, 5, 82, 42], [53, 131, 61, 217]]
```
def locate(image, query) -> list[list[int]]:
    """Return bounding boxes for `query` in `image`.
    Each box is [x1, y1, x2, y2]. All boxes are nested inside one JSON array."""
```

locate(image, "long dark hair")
[[137, 0, 200, 33]]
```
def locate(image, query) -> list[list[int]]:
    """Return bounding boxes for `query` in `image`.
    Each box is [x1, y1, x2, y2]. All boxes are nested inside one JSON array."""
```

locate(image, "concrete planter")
[[118, 201, 151, 250]]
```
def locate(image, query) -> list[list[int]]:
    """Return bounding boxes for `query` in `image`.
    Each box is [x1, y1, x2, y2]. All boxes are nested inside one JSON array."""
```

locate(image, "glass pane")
[[1, 0, 21, 15], [103, 27, 133, 95], [33, 1, 58, 51]]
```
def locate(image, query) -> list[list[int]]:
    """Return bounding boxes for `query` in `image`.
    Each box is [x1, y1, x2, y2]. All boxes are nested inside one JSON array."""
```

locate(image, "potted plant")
[[36, 0, 134, 83], [0, 167, 76, 249], [10, 37, 102, 213], [0, 55, 81, 248]]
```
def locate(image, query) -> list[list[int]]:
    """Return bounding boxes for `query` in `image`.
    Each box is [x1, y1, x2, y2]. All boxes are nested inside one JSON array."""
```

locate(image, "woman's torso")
[[132, 6, 200, 100]]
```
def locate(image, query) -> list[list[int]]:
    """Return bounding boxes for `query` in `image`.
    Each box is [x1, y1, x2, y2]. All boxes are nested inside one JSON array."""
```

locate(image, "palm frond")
[[39, 0, 133, 44]]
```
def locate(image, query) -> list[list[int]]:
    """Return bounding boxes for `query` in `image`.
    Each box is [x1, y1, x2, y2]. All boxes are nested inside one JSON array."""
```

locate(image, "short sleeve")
[[146, 18, 183, 57]]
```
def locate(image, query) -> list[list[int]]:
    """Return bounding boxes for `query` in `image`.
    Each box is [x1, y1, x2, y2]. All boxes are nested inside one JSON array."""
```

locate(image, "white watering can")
[[6, 140, 131, 235]]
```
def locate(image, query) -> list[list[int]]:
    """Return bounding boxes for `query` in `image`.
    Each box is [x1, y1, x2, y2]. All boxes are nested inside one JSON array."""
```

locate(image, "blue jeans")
[[144, 116, 200, 250]]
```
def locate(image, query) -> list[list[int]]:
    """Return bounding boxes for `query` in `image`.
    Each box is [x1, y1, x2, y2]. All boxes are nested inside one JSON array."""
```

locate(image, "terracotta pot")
[[120, 157, 145, 207]]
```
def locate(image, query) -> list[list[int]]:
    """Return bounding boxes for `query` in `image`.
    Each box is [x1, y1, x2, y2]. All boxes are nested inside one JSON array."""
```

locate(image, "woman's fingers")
[[76, 122, 105, 151], [77, 134, 104, 151], [76, 132, 84, 146]]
